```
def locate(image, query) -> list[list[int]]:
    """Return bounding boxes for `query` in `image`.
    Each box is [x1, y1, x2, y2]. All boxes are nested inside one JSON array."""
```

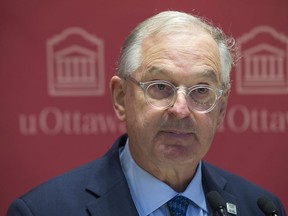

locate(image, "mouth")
[[160, 129, 194, 138]]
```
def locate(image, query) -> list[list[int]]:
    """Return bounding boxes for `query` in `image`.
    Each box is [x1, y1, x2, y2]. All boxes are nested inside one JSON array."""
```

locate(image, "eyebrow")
[[145, 66, 165, 76], [144, 66, 220, 84], [197, 69, 219, 84]]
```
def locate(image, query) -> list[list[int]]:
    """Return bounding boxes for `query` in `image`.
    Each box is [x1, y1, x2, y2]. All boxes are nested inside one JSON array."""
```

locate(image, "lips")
[[161, 128, 195, 135], [159, 129, 195, 140], [165, 130, 192, 135]]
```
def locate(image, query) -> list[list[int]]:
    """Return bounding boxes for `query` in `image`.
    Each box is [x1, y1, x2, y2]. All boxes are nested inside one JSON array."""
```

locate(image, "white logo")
[[236, 26, 288, 94], [226, 202, 237, 215], [47, 27, 105, 96]]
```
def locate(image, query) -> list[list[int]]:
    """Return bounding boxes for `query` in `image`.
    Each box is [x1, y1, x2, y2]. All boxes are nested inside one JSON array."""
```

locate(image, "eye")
[[196, 87, 209, 95], [147, 82, 174, 99], [189, 86, 213, 103], [156, 83, 168, 91]]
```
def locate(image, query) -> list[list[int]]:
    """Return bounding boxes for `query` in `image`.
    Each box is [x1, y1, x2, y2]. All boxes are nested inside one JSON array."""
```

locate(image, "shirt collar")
[[120, 140, 208, 215]]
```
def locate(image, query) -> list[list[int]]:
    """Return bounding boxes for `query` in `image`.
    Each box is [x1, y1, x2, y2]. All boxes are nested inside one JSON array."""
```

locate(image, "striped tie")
[[167, 196, 190, 216]]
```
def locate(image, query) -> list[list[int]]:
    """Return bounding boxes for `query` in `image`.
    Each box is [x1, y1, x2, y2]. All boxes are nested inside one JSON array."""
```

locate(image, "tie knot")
[[167, 196, 190, 216]]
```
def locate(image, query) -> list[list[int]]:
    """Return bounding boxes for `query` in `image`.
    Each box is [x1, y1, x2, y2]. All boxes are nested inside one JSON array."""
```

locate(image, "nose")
[[168, 91, 191, 118]]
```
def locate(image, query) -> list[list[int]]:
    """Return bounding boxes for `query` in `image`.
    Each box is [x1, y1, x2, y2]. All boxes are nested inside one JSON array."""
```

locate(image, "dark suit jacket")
[[7, 134, 286, 216]]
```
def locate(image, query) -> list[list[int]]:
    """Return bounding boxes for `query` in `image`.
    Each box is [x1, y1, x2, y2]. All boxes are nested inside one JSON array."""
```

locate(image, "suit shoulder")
[[8, 158, 109, 215], [22, 159, 103, 201]]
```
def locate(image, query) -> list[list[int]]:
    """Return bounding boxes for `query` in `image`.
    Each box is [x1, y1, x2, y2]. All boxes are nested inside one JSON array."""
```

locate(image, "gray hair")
[[116, 11, 236, 89]]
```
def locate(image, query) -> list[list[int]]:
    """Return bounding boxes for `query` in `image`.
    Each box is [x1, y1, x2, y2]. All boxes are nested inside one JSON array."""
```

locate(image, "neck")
[[143, 162, 198, 192]]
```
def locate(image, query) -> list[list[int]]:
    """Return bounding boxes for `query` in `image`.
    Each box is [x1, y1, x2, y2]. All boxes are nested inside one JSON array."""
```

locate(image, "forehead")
[[138, 29, 221, 83], [144, 66, 219, 84]]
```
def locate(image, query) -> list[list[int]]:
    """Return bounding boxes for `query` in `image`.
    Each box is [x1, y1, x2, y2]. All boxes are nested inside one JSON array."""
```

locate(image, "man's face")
[[112, 29, 228, 173]]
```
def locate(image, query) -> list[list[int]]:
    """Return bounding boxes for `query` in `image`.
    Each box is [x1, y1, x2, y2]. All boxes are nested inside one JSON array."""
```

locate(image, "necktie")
[[167, 195, 190, 216]]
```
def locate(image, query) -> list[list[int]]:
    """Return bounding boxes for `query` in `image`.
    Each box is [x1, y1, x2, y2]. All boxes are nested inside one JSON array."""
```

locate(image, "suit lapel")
[[86, 180, 138, 216], [202, 162, 240, 215], [85, 135, 139, 216]]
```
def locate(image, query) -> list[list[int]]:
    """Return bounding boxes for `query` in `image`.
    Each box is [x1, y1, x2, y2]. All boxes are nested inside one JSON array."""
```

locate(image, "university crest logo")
[[46, 27, 105, 96], [236, 26, 288, 94]]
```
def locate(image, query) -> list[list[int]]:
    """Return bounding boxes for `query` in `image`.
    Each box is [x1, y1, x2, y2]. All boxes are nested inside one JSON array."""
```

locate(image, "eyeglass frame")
[[124, 76, 225, 114]]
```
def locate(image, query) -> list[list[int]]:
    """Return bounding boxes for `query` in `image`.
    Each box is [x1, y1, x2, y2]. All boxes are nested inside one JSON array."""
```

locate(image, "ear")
[[110, 76, 126, 121], [216, 86, 230, 128]]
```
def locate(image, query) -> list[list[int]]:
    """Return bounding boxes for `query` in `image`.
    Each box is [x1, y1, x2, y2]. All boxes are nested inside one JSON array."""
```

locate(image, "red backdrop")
[[1, 0, 287, 215]]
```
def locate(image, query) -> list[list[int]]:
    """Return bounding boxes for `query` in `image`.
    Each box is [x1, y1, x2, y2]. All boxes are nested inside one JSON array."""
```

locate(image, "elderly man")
[[8, 11, 286, 216]]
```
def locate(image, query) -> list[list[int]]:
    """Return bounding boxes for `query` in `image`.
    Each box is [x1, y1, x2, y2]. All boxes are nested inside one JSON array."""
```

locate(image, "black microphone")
[[257, 196, 279, 216], [207, 191, 228, 216]]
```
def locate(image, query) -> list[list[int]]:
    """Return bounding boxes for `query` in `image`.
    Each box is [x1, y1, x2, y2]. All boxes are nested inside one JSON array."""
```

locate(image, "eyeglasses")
[[125, 76, 224, 113]]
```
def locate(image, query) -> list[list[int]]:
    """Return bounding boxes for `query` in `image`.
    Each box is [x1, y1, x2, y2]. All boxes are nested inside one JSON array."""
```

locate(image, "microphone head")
[[207, 191, 226, 211], [257, 196, 279, 215]]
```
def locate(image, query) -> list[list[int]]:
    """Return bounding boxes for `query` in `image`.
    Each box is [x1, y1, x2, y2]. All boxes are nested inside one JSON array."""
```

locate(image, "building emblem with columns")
[[47, 27, 105, 96], [236, 26, 288, 94]]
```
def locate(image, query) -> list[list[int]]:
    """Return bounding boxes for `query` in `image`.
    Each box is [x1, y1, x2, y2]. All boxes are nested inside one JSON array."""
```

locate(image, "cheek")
[[124, 90, 156, 132], [196, 113, 219, 142]]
